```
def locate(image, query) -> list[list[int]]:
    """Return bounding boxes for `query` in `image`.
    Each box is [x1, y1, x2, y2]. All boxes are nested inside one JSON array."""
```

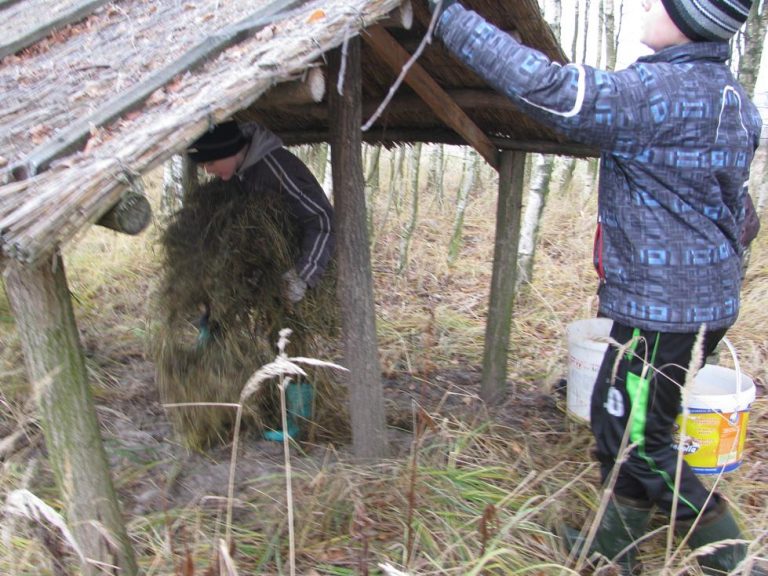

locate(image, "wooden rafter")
[[362, 25, 499, 169]]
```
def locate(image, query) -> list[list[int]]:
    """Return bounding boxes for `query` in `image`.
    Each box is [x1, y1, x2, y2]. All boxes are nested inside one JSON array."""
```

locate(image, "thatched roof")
[[0, 0, 577, 267]]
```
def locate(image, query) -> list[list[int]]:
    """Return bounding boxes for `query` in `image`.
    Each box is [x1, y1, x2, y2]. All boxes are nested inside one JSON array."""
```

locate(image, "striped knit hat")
[[662, 0, 752, 41]]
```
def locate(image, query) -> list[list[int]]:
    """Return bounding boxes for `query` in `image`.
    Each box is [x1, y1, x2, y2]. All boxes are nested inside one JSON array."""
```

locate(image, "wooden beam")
[[362, 25, 499, 169], [0, 0, 111, 61], [278, 128, 598, 158], [328, 39, 389, 460], [11, 0, 304, 180], [253, 67, 325, 109], [481, 150, 526, 403], [2, 253, 138, 575]]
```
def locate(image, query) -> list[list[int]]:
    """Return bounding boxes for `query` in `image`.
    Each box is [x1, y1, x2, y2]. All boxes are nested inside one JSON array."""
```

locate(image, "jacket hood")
[[237, 123, 283, 174]]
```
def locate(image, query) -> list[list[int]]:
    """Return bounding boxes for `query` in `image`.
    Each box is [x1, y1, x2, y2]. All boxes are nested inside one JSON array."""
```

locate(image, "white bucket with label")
[[675, 349, 755, 474], [566, 318, 613, 422]]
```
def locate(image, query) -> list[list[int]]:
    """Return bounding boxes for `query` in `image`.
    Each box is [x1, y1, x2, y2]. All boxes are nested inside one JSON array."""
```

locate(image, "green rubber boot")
[[559, 495, 653, 575], [263, 380, 313, 442], [682, 498, 766, 576]]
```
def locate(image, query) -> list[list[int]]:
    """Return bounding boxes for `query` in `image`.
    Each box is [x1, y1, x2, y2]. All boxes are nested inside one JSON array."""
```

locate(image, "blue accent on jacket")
[[438, 5, 762, 333]]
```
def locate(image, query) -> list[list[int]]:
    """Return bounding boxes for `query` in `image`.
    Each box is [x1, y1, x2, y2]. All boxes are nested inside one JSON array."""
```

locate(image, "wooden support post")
[[2, 254, 137, 576], [481, 150, 526, 404], [328, 39, 389, 459]]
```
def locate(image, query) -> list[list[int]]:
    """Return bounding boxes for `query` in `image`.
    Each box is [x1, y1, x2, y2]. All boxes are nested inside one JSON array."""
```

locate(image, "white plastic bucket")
[[674, 363, 755, 474], [566, 318, 613, 422]]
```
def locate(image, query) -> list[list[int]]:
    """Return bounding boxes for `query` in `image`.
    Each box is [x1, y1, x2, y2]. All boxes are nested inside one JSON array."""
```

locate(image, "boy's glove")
[[282, 268, 308, 304], [428, 0, 457, 17]]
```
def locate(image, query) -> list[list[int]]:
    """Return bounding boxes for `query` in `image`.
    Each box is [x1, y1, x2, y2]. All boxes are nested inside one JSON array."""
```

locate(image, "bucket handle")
[[720, 337, 742, 396]]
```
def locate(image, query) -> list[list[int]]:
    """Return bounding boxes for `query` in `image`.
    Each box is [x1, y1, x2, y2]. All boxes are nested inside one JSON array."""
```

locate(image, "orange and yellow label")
[[673, 409, 750, 474]]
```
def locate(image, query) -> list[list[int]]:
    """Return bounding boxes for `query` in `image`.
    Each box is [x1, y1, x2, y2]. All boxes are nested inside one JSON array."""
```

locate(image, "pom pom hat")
[[661, 0, 752, 42], [187, 120, 248, 163]]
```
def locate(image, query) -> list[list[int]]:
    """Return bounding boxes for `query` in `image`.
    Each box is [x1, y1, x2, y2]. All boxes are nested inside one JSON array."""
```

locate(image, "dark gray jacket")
[[236, 124, 334, 288], [437, 5, 762, 332]]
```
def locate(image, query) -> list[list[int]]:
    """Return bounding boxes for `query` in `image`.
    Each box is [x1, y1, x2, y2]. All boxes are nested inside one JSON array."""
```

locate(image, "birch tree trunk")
[[448, 148, 478, 265], [604, 0, 618, 71], [161, 154, 197, 218], [3, 255, 137, 575], [517, 153, 556, 288], [365, 145, 382, 236], [740, 3, 767, 212], [581, 0, 591, 64], [571, 0, 580, 61], [428, 144, 446, 209], [314, 143, 330, 187], [397, 143, 422, 273], [322, 149, 334, 199], [596, 0, 605, 68], [329, 40, 388, 460]]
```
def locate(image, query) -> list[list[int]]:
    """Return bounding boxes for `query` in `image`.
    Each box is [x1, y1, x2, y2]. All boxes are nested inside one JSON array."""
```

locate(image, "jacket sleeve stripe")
[[519, 63, 587, 119], [263, 154, 331, 283]]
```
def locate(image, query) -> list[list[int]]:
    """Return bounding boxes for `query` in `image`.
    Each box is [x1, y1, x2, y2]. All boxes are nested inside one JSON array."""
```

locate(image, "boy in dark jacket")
[[429, 0, 763, 574], [187, 120, 334, 304]]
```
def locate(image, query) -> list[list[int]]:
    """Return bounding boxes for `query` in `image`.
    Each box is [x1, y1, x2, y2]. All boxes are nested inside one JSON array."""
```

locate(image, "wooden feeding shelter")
[[0, 0, 591, 572]]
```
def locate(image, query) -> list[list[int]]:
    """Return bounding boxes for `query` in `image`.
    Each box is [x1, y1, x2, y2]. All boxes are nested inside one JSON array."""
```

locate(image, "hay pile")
[[153, 177, 343, 449]]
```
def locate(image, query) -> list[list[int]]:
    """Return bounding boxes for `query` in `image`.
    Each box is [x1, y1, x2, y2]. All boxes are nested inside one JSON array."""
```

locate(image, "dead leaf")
[[122, 110, 141, 123], [307, 9, 326, 23], [29, 124, 52, 145], [146, 88, 166, 106]]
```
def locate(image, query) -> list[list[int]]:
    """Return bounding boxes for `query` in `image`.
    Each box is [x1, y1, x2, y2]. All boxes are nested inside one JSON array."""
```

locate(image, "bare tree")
[[398, 143, 422, 273], [448, 148, 479, 265], [517, 153, 556, 288], [605, 0, 618, 70]]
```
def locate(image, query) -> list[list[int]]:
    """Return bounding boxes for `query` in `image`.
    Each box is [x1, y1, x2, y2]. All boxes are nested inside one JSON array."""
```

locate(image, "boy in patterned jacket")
[[429, 0, 763, 574]]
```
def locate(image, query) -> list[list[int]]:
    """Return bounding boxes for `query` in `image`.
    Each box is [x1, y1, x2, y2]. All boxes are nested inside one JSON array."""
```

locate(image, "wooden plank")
[[481, 150, 526, 403], [362, 25, 499, 169], [11, 0, 303, 180], [0, 0, 111, 61]]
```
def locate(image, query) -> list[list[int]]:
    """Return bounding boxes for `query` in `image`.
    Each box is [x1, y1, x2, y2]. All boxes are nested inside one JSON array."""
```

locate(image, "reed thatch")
[[0, 0, 574, 268], [153, 177, 341, 449]]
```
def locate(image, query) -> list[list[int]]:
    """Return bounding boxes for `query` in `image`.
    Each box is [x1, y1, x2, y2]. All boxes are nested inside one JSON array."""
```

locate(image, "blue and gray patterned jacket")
[[437, 5, 762, 333]]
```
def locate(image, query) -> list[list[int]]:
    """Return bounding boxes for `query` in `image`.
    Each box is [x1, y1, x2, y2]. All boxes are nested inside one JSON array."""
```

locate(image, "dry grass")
[[152, 177, 342, 449], [0, 149, 766, 574]]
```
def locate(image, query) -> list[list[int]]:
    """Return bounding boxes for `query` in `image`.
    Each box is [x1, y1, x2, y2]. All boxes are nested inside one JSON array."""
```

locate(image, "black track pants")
[[590, 321, 727, 521]]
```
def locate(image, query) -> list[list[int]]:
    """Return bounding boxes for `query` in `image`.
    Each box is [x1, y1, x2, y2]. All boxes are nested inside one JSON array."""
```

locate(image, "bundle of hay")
[[153, 177, 343, 449]]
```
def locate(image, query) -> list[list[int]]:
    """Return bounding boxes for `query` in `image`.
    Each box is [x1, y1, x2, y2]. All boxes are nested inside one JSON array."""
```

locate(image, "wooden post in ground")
[[481, 150, 526, 403], [3, 254, 138, 575], [328, 39, 389, 459]]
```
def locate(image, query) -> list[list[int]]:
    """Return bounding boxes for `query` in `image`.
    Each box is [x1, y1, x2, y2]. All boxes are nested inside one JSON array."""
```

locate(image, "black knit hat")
[[187, 120, 248, 163], [662, 0, 752, 41]]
